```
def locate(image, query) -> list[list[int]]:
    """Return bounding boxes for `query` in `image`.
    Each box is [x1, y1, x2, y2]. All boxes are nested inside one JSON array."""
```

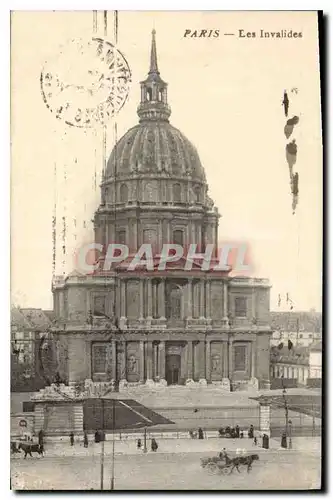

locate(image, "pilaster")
[[147, 278, 153, 322], [158, 341, 166, 381], [205, 340, 211, 382], [187, 340, 193, 381], [139, 340, 145, 382], [111, 340, 117, 381], [158, 279, 166, 320]]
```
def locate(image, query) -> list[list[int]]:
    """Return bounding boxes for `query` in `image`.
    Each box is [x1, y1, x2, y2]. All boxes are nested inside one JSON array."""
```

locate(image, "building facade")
[[51, 31, 272, 393], [270, 311, 322, 348]]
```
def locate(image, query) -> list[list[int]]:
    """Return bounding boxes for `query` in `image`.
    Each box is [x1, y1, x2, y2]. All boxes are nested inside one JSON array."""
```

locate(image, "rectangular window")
[[234, 345, 246, 371], [93, 295, 106, 316], [116, 230, 126, 245], [92, 344, 107, 374], [235, 297, 247, 317]]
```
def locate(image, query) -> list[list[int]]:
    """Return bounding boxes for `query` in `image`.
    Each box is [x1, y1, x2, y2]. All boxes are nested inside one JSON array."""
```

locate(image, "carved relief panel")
[[210, 341, 224, 381], [126, 341, 140, 383]]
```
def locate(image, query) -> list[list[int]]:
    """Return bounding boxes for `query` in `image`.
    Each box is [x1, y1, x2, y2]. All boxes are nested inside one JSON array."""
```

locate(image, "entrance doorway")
[[166, 354, 181, 385]]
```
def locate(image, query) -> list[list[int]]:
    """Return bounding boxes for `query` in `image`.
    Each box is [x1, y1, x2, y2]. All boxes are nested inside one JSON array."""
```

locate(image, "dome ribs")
[[129, 126, 145, 173]]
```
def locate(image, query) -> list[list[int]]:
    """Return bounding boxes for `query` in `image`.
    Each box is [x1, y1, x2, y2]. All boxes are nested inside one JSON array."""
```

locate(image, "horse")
[[229, 454, 259, 474], [18, 442, 44, 459]]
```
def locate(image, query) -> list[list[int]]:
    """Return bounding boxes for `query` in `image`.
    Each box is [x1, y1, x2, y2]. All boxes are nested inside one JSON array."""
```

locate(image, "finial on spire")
[[149, 29, 159, 75]]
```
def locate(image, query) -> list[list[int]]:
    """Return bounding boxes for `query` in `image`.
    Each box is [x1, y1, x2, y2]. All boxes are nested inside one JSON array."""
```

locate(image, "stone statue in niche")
[[211, 354, 221, 372], [127, 355, 137, 373]]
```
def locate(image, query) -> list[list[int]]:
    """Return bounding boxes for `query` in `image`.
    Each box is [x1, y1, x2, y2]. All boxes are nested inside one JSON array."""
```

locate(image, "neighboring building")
[[270, 345, 309, 386], [270, 311, 322, 348], [51, 31, 272, 392], [309, 342, 322, 379], [11, 307, 55, 390], [270, 340, 323, 387]]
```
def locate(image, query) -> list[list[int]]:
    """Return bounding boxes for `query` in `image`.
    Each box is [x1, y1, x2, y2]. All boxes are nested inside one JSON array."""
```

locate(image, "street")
[[11, 448, 321, 490]]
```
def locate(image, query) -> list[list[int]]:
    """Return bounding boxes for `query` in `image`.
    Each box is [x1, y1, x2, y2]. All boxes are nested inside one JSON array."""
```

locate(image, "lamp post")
[[288, 419, 292, 449], [110, 399, 116, 490], [281, 379, 290, 449], [100, 398, 105, 490], [143, 426, 147, 453]]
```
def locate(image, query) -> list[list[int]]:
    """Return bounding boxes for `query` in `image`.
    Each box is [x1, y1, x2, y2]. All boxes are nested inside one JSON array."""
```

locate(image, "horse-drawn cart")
[[201, 453, 259, 475]]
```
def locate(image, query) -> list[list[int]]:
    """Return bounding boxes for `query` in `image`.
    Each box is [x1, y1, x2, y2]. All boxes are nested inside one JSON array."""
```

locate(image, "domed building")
[[51, 31, 272, 401]]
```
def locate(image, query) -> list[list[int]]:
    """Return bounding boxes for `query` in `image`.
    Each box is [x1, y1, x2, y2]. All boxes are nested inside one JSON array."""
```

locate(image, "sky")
[[11, 11, 322, 312]]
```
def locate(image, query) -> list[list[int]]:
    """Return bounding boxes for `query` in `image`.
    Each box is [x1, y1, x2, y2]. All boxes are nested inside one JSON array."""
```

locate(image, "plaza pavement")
[[13, 436, 321, 458], [11, 444, 322, 490]]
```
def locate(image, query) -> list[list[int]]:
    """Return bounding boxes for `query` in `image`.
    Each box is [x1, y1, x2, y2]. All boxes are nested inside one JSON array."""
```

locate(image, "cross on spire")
[[149, 29, 159, 75]]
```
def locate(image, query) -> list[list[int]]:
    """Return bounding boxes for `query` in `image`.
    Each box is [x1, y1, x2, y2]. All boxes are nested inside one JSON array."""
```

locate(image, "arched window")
[[120, 184, 128, 203], [167, 285, 182, 319], [159, 90, 163, 102], [173, 230, 184, 246], [173, 183, 182, 203], [194, 186, 201, 203], [146, 88, 152, 101]]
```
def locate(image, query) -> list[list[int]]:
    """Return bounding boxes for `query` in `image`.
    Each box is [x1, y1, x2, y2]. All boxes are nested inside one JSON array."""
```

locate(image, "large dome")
[[105, 122, 206, 182]]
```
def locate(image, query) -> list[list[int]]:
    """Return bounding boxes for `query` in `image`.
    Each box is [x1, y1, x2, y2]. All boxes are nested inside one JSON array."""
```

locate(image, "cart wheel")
[[207, 463, 219, 474], [221, 467, 230, 475]]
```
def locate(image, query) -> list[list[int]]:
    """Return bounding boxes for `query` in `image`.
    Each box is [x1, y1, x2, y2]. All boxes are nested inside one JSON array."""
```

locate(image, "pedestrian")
[[248, 424, 254, 439], [84, 432, 88, 448], [95, 430, 100, 443], [254, 436, 258, 446], [70, 432, 74, 446], [137, 438, 142, 450], [235, 424, 240, 438], [198, 427, 204, 440], [281, 432, 287, 449], [151, 438, 158, 452], [240, 431, 244, 439]]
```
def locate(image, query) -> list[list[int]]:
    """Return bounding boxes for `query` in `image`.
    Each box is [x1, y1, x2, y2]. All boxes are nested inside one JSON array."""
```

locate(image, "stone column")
[[146, 341, 153, 383], [205, 340, 211, 382], [119, 342, 127, 382], [120, 280, 126, 318], [251, 340, 256, 378], [159, 341, 166, 382], [147, 279, 153, 321], [228, 340, 233, 381], [73, 404, 84, 435], [119, 279, 127, 329], [223, 281, 229, 324], [139, 280, 144, 321], [200, 280, 205, 319], [187, 341, 193, 381], [139, 340, 145, 382], [186, 279, 193, 319], [252, 289, 257, 325], [158, 279, 166, 320], [205, 280, 211, 320], [153, 343, 159, 379], [223, 342, 229, 378], [259, 404, 271, 437], [111, 340, 117, 381]]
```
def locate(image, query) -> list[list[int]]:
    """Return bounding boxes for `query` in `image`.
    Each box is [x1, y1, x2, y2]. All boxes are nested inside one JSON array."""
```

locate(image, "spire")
[[137, 30, 171, 123], [149, 29, 159, 75]]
